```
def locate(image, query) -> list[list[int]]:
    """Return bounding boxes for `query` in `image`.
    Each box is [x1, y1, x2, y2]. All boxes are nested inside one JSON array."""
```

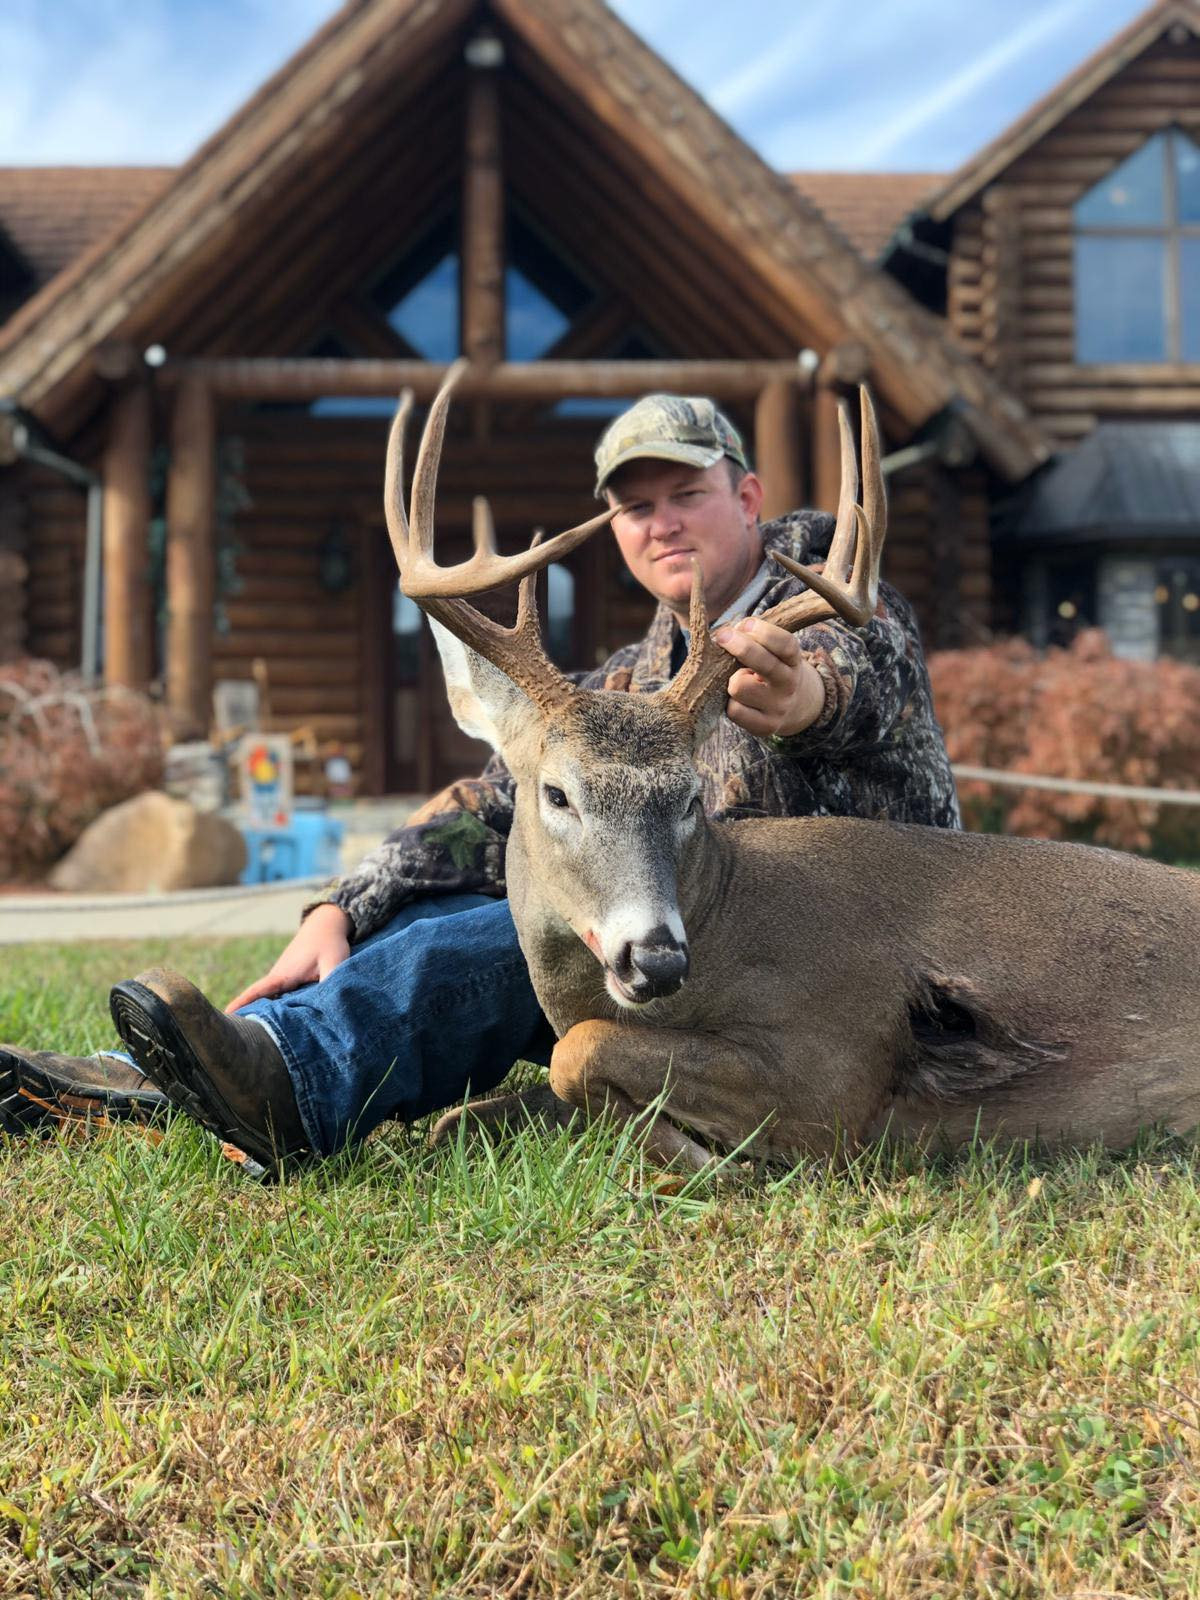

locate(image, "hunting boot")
[[0, 1046, 169, 1136], [109, 966, 312, 1175]]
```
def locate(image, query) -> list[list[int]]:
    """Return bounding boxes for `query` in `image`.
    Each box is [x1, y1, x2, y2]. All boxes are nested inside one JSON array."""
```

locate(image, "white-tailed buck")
[[386, 363, 1200, 1170]]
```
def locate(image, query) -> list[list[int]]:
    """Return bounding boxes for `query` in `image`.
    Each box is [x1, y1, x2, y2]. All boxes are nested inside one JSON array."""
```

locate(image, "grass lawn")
[[3, 938, 1200, 1597]]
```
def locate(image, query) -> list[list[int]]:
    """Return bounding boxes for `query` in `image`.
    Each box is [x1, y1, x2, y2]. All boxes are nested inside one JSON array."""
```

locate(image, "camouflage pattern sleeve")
[[773, 579, 921, 759], [303, 758, 517, 943]]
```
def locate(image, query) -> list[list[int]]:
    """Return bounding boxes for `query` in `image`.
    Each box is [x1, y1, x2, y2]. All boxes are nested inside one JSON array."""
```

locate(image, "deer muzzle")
[[609, 927, 690, 1005]]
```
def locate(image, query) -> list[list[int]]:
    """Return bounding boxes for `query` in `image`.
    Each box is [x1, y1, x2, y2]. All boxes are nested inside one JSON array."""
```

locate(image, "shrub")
[[0, 658, 165, 882], [927, 629, 1200, 856]]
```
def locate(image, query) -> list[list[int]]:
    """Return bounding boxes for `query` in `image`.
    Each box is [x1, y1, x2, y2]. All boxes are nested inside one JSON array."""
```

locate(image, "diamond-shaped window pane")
[[1075, 134, 1167, 227], [507, 266, 569, 359], [388, 253, 460, 361]]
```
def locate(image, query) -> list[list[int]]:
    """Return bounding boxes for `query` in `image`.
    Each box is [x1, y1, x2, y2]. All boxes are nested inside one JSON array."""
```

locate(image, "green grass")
[[3, 939, 1200, 1597]]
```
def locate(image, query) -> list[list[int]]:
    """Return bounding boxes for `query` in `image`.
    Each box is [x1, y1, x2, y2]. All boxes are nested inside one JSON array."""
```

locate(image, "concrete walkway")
[[0, 877, 329, 944]]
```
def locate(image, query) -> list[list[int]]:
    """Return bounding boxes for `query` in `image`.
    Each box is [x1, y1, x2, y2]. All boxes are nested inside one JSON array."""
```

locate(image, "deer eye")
[[544, 784, 570, 809]]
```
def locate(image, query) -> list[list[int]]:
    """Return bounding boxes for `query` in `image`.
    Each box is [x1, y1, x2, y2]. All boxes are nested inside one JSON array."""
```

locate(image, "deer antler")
[[661, 385, 886, 728], [384, 359, 619, 713]]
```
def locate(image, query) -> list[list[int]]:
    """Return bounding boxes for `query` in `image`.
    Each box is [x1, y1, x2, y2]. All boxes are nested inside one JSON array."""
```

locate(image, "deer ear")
[[689, 680, 727, 751], [428, 617, 538, 755]]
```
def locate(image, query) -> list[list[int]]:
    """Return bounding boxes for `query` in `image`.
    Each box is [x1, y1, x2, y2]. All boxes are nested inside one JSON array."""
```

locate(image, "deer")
[[385, 362, 1200, 1172]]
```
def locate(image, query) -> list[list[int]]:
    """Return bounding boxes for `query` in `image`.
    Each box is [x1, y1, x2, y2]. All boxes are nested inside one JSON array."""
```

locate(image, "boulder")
[[48, 791, 247, 893]]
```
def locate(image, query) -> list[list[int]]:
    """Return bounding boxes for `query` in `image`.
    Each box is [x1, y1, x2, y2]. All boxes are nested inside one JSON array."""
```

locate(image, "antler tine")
[[472, 495, 498, 560], [860, 385, 885, 563], [661, 382, 888, 729], [383, 366, 596, 714], [656, 559, 717, 718], [383, 386, 416, 568], [823, 396, 860, 588], [397, 364, 618, 600]]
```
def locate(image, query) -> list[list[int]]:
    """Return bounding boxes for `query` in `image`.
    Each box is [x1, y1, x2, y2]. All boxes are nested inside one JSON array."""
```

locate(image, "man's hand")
[[224, 902, 353, 1014], [713, 618, 826, 739]]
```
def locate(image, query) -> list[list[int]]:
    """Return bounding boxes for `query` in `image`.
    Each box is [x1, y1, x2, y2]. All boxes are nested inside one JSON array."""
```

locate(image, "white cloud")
[[0, 0, 1162, 173], [847, 0, 1096, 165]]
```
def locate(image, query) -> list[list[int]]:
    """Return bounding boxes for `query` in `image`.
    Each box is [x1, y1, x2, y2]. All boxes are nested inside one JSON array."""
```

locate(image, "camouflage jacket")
[[316, 509, 960, 942]]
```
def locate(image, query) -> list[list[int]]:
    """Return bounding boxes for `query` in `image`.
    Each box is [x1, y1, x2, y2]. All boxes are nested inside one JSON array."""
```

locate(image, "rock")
[[48, 792, 247, 893]]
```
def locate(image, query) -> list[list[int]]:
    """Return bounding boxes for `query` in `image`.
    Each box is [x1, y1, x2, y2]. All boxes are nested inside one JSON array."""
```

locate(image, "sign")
[[237, 734, 294, 826]]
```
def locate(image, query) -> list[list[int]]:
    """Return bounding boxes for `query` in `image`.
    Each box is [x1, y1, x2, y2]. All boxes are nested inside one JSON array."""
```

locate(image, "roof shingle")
[[0, 166, 173, 292], [788, 171, 944, 261]]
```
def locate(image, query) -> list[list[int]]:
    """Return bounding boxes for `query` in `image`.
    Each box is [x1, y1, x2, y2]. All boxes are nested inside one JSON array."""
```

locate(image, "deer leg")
[[548, 1019, 778, 1171], [429, 1082, 578, 1147]]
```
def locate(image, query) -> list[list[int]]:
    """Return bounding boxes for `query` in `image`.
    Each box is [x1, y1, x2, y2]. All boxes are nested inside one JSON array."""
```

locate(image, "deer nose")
[[613, 928, 690, 1001]]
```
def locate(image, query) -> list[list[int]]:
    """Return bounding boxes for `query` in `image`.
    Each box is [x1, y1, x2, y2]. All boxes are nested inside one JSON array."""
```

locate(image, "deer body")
[[386, 364, 1200, 1169], [497, 690, 1200, 1163]]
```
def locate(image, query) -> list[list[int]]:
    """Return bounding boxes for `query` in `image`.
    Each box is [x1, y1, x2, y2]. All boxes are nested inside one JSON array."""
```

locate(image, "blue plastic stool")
[[239, 811, 345, 884]]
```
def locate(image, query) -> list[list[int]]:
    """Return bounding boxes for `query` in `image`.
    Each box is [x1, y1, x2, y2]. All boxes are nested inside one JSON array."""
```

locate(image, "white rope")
[[952, 764, 1200, 808]]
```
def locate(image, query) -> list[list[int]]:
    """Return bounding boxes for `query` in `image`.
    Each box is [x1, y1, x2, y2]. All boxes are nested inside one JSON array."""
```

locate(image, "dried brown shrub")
[[0, 658, 165, 882], [928, 629, 1200, 855]]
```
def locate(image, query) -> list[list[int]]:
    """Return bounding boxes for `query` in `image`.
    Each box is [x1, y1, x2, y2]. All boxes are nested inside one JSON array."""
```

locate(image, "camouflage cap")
[[593, 394, 747, 496]]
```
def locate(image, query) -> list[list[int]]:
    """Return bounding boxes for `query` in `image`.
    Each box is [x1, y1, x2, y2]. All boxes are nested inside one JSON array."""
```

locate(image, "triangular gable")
[[925, 0, 1200, 223], [0, 0, 1051, 480]]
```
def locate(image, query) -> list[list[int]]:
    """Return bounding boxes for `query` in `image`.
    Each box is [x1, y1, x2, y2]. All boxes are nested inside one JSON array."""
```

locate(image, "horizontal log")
[[220, 602, 358, 632], [159, 358, 814, 402], [213, 656, 362, 688], [262, 712, 363, 739], [26, 629, 74, 659], [262, 686, 362, 715], [1031, 386, 1200, 409], [1025, 362, 1200, 387], [213, 631, 360, 657]]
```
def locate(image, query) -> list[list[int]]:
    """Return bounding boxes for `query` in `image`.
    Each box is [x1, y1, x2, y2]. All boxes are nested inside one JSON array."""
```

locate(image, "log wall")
[[0, 476, 30, 663], [11, 401, 980, 789], [945, 31, 1200, 444]]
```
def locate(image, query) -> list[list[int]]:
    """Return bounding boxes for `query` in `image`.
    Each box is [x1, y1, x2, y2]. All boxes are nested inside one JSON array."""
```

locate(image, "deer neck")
[[677, 814, 735, 934]]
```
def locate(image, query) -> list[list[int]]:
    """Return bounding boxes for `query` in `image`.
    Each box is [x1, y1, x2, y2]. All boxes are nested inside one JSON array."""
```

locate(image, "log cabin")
[[0, 0, 1193, 795]]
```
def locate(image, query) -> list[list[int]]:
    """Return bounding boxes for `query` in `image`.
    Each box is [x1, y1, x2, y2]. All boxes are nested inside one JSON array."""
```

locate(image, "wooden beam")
[[754, 379, 805, 521], [165, 377, 215, 737], [811, 382, 844, 518], [461, 49, 505, 369], [157, 357, 807, 401], [101, 383, 153, 689]]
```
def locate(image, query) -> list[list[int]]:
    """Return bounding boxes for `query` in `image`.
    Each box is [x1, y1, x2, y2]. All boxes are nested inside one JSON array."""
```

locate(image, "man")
[[1, 395, 959, 1171]]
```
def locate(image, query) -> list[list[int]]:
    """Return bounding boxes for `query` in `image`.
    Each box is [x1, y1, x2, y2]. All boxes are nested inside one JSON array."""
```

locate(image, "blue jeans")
[[241, 894, 553, 1156]]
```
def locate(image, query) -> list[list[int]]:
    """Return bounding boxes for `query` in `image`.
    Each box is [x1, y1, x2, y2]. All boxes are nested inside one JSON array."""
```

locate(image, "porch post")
[[165, 376, 215, 737], [462, 35, 505, 389], [812, 344, 871, 514], [811, 381, 844, 516], [754, 378, 804, 521], [101, 382, 153, 689]]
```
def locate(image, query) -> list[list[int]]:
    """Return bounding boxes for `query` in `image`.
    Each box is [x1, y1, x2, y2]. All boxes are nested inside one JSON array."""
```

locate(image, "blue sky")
[[0, 0, 1153, 172]]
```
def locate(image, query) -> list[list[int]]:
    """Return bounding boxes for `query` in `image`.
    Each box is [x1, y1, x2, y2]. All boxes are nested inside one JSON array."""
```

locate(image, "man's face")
[[606, 458, 765, 620]]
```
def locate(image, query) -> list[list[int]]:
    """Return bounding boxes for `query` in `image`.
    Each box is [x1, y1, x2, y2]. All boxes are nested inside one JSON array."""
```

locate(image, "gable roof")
[[788, 173, 944, 262], [925, 0, 1200, 222], [0, 167, 172, 297], [0, 163, 938, 306], [0, 0, 1051, 481]]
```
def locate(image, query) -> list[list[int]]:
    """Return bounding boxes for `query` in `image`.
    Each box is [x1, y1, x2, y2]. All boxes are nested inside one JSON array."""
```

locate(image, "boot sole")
[[109, 980, 305, 1177], [0, 1047, 170, 1137]]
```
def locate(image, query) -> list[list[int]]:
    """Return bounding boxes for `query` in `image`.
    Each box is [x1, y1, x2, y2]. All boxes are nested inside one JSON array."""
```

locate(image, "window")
[[545, 563, 575, 665], [1074, 128, 1200, 363], [369, 208, 595, 363], [1155, 558, 1200, 663]]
